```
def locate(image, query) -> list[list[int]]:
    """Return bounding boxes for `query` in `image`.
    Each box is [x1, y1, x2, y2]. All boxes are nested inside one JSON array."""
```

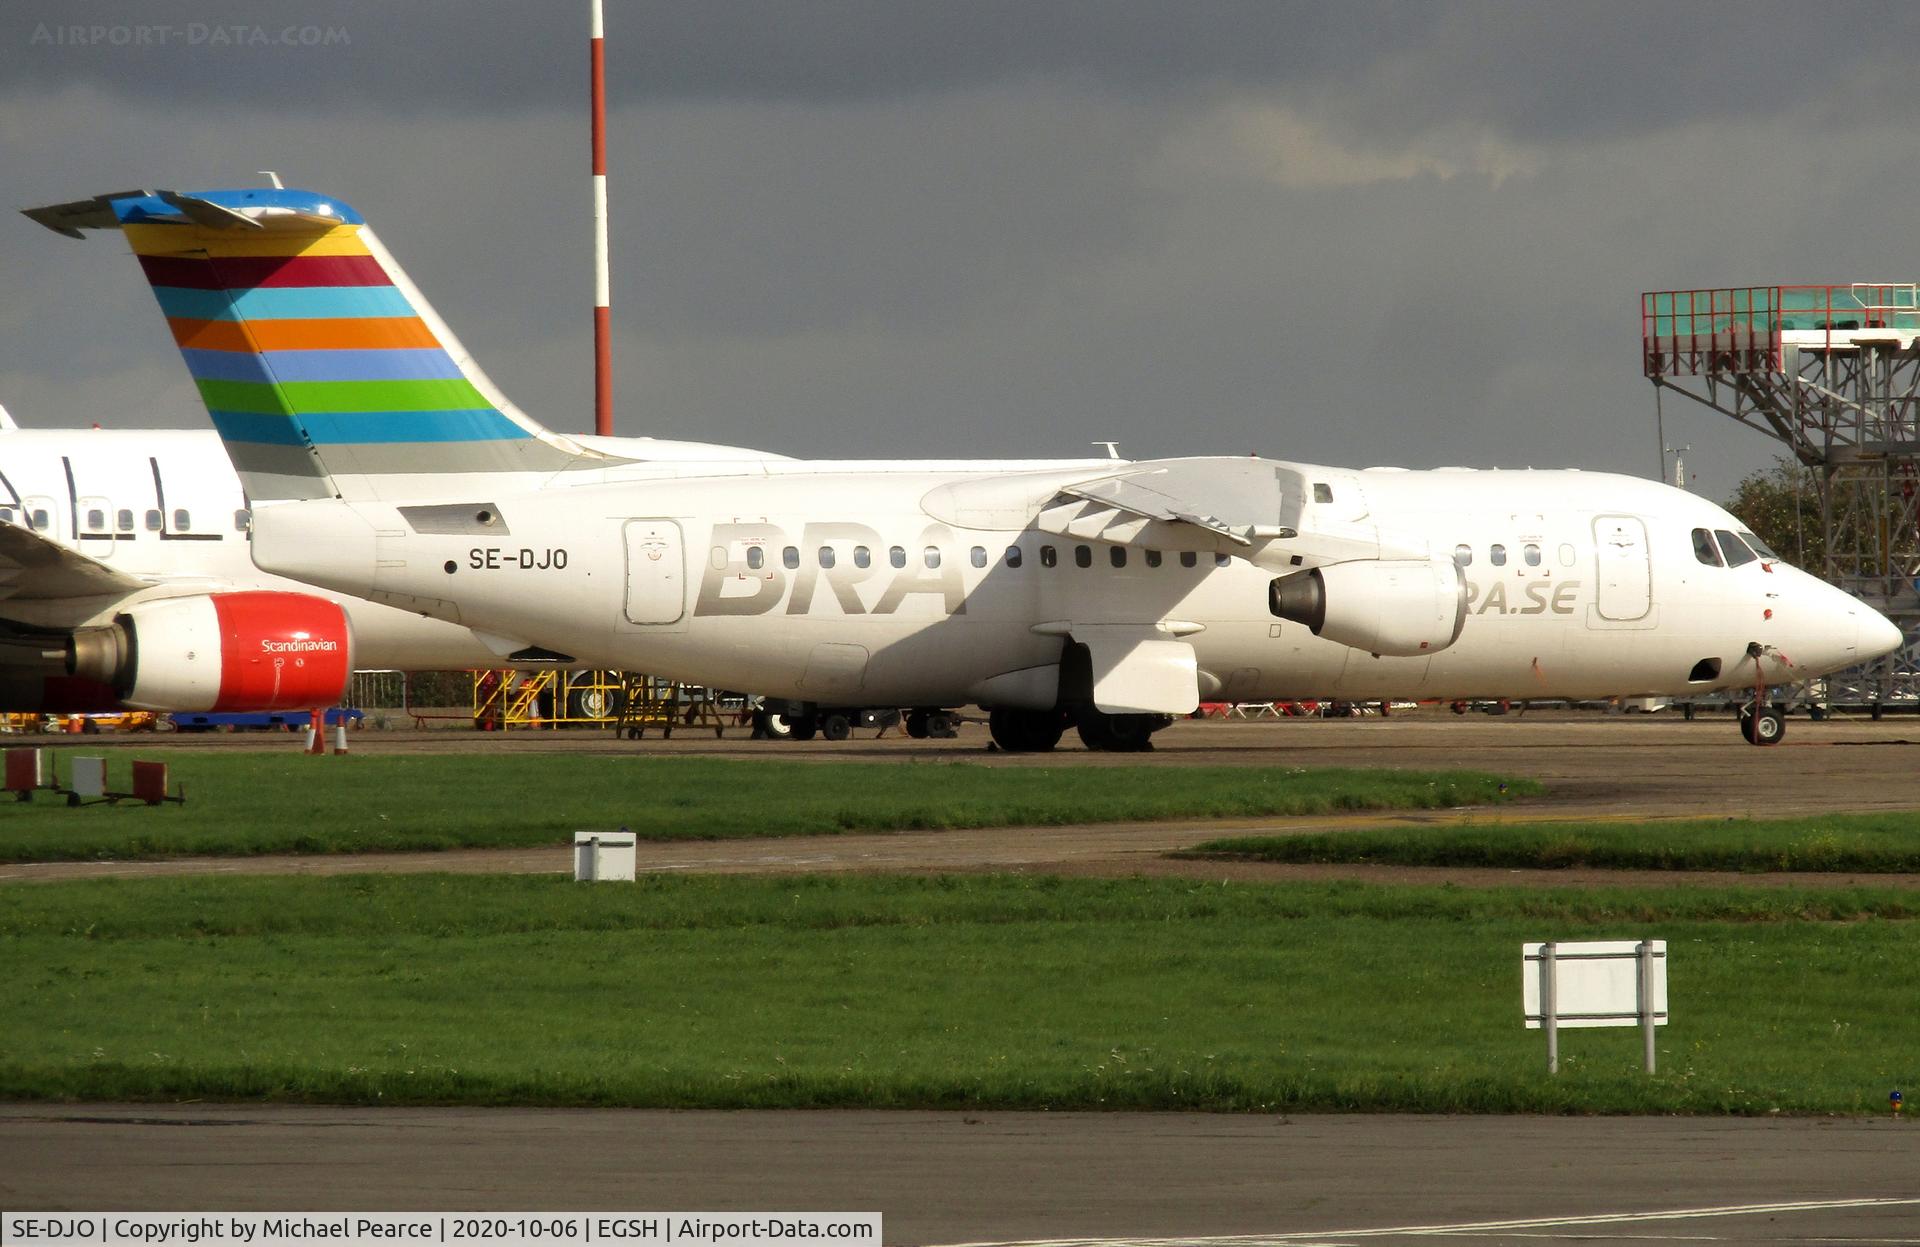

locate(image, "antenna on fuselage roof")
[[1092, 441, 1121, 460]]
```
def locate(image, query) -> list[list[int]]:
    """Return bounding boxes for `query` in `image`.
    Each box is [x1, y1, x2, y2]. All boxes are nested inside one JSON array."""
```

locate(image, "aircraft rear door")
[[623, 519, 686, 625], [1592, 515, 1652, 621]]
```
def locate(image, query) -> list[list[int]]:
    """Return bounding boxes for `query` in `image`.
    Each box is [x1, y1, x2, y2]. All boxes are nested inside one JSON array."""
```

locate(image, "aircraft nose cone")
[[1862, 607, 1904, 661]]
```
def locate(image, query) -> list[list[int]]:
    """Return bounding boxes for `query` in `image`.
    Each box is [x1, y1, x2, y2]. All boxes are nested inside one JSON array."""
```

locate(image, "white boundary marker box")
[[70, 756, 107, 799], [574, 830, 637, 882], [1524, 939, 1667, 1073]]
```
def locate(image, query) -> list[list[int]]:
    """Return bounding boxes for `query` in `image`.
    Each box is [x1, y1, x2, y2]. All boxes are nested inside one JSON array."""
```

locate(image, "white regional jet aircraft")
[[0, 410, 775, 714], [27, 186, 1905, 748]]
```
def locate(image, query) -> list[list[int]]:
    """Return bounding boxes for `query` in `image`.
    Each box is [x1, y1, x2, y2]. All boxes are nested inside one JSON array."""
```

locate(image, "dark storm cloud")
[[1345, 1, 1920, 142], [10, 0, 1908, 142], [1, 1, 1435, 113], [5, 1, 1919, 502]]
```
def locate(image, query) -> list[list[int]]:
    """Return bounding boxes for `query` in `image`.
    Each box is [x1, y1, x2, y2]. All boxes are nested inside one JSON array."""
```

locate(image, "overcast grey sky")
[[4, 0, 1917, 500]]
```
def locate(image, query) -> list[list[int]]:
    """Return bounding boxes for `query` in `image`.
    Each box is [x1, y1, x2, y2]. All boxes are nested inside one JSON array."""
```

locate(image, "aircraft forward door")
[[1591, 515, 1652, 622], [623, 519, 686, 625]]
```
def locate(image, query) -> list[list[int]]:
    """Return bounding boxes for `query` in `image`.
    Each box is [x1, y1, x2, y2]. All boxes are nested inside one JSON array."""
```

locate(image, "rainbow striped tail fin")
[[25, 188, 606, 501]]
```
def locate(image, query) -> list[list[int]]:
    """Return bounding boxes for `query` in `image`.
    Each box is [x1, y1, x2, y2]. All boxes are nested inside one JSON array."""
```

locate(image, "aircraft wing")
[[1040, 457, 1298, 549], [0, 523, 148, 603], [924, 456, 1425, 571]]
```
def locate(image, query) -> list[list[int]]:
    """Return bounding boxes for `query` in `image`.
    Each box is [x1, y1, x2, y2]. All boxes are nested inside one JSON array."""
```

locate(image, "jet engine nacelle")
[[1268, 558, 1467, 657], [68, 591, 354, 712]]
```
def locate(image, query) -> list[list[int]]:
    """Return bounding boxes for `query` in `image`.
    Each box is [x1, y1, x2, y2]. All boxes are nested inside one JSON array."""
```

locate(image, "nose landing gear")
[[1737, 640, 1790, 746]]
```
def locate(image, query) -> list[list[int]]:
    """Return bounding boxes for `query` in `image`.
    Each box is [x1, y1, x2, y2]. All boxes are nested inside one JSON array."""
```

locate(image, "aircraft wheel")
[[926, 711, 958, 738], [904, 711, 930, 739], [755, 710, 795, 740], [568, 680, 617, 721], [989, 708, 1063, 752], [821, 713, 853, 742], [788, 716, 819, 742], [1740, 705, 1786, 746], [1075, 710, 1159, 752]]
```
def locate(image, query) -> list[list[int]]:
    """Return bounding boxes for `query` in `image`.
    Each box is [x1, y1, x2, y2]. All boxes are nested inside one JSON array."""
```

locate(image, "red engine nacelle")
[[68, 591, 354, 712]]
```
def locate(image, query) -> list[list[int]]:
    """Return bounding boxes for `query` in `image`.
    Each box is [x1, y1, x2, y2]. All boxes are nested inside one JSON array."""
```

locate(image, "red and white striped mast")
[[590, 0, 612, 436]]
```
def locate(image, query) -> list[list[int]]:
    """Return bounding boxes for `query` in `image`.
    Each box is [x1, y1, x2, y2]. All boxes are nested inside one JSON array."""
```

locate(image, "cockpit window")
[[1692, 527, 1723, 567], [1715, 529, 1757, 568], [1739, 530, 1778, 559]]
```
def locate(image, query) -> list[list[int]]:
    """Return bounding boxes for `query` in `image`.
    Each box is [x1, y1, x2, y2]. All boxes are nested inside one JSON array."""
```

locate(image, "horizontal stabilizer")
[[21, 191, 153, 239], [24, 189, 343, 238]]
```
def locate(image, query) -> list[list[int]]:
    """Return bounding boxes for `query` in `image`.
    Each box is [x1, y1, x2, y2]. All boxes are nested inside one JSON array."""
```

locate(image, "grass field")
[[0, 754, 1530, 861], [1183, 812, 1920, 873], [1, 873, 1912, 1113]]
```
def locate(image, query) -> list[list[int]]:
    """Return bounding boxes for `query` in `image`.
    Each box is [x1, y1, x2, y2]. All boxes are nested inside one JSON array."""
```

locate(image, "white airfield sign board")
[[1523, 940, 1667, 1029]]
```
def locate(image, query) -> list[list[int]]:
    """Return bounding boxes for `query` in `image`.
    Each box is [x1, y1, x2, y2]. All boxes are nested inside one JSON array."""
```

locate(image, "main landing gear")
[[987, 707, 1174, 752], [1074, 709, 1170, 752], [988, 708, 1068, 752], [1739, 702, 1786, 746]]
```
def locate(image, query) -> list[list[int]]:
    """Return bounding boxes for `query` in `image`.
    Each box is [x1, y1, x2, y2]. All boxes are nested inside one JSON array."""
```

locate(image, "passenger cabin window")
[[85, 509, 105, 531], [818, 546, 836, 569], [29, 509, 49, 531], [1453, 543, 1472, 566], [889, 546, 906, 569], [234, 508, 250, 532], [1489, 544, 1507, 567], [923, 546, 941, 569], [782, 546, 799, 570], [1312, 483, 1334, 503], [1004, 546, 1022, 568], [746, 546, 765, 570], [0, 507, 14, 525], [1074, 545, 1092, 568], [1110, 547, 1126, 568], [970, 546, 987, 568], [145, 509, 162, 532], [1145, 549, 1162, 568], [1040, 545, 1058, 568], [118, 509, 135, 532], [1180, 551, 1197, 568], [1523, 543, 1541, 567], [1715, 529, 1757, 568], [1558, 543, 1576, 567], [1692, 528, 1723, 567], [173, 509, 191, 532], [853, 545, 871, 569]]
